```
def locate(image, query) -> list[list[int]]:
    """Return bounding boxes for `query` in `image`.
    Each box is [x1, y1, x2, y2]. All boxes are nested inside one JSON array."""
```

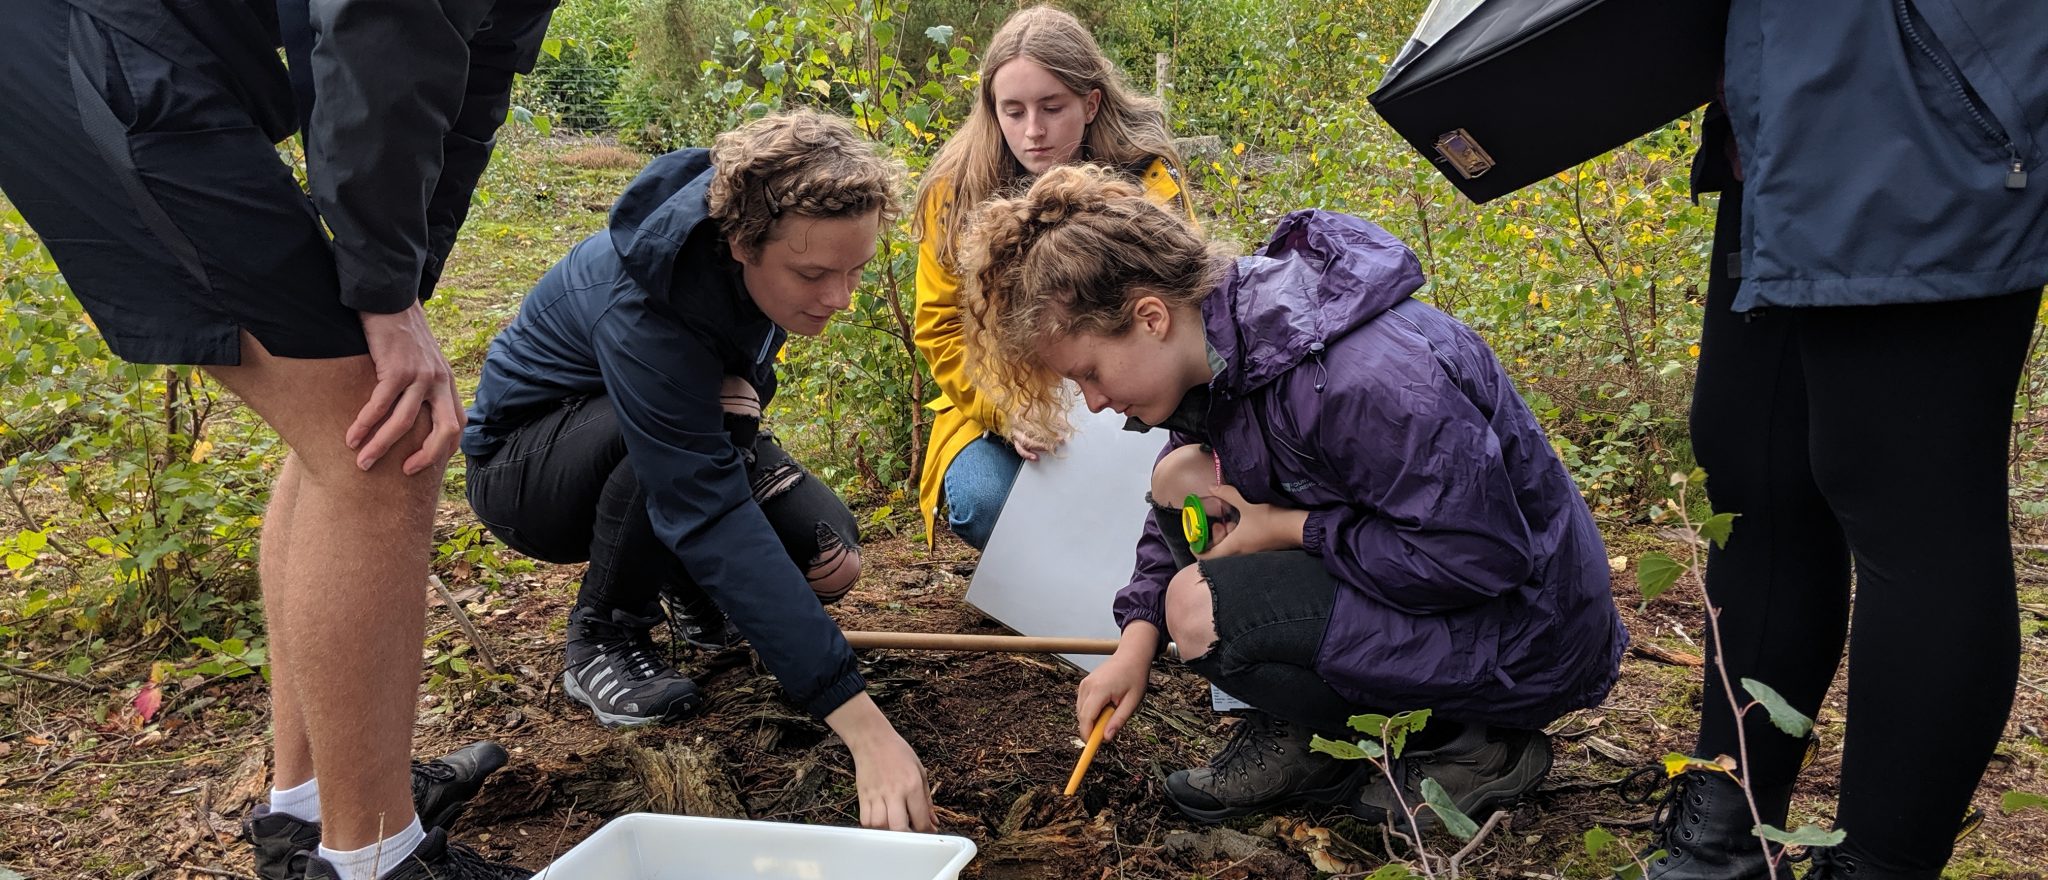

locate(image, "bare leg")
[[208, 333, 443, 849], [262, 457, 315, 790], [1164, 564, 1219, 660]]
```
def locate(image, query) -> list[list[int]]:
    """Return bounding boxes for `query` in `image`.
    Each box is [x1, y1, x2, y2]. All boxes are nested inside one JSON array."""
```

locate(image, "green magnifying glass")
[[1181, 493, 1211, 553]]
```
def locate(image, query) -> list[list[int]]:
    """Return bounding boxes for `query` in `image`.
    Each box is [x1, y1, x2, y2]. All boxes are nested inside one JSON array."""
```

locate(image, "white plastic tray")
[[536, 814, 978, 880]]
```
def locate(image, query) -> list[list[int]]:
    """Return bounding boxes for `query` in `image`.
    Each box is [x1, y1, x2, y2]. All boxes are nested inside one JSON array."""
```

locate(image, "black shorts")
[[0, 0, 364, 366], [1149, 504, 1365, 731]]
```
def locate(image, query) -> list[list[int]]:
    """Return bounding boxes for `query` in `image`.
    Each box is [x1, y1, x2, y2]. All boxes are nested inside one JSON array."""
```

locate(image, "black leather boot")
[[1623, 770, 1793, 880]]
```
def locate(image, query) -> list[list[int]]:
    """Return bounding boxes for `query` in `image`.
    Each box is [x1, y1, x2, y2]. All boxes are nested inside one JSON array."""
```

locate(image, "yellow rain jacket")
[[914, 157, 1193, 543]]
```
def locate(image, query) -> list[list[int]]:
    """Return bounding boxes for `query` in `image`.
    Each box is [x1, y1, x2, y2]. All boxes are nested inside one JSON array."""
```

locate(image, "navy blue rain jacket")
[[464, 150, 865, 718], [1716, 0, 2048, 309]]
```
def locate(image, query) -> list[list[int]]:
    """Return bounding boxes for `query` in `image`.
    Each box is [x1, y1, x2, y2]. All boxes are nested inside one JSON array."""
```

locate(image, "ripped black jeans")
[[464, 388, 861, 620]]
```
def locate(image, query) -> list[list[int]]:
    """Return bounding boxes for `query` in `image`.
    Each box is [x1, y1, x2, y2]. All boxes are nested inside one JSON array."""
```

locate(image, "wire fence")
[[512, 57, 628, 134]]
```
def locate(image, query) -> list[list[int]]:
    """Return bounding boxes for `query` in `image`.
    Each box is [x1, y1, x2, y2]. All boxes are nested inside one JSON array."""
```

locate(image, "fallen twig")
[[1448, 809, 1509, 877], [178, 865, 257, 880], [1630, 643, 1703, 668], [430, 575, 502, 675], [0, 663, 108, 692]]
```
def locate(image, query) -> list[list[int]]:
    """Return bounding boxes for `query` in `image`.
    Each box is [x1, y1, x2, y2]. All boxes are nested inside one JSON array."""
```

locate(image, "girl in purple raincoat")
[[959, 165, 1627, 824]]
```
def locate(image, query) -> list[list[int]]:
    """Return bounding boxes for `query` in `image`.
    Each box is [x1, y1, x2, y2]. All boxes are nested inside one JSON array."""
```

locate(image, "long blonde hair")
[[914, 5, 1185, 270], [960, 164, 1228, 439]]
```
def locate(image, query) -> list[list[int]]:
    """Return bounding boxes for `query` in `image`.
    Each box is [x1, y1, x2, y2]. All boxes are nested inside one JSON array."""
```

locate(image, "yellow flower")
[[1233, 142, 1246, 157], [1689, 343, 1701, 358]]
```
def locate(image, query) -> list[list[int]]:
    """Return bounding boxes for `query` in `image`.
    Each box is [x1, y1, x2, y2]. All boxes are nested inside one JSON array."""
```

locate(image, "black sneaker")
[[661, 584, 740, 652], [296, 827, 529, 880], [562, 605, 703, 727], [1163, 711, 1363, 823], [245, 741, 510, 880], [1352, 725, 1552, 834]]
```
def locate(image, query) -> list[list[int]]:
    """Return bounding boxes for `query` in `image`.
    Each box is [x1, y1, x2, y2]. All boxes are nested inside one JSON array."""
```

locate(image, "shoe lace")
[[411, 759, 459, 795], [608, 633, 669, 683], [581, 617, 671, 683], [433, 840, 527, 880], [1210, 715, 1287, 783], [1786, 844, 1854, 876], [1620, 766, 1687, 857]]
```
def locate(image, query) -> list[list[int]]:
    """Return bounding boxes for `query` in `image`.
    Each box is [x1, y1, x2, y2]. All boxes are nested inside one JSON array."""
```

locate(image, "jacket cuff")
[[1302, 509, 1335, 558], [799, 667, 869, 720]]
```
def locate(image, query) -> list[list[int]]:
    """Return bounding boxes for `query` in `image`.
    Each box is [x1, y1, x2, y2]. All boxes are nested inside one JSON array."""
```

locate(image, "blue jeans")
[[941, 434, 1023, 550]]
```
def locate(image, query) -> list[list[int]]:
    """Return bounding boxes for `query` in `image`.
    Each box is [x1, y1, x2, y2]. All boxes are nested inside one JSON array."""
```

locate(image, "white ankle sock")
[[269, 777, 321, 823], [318, 816, 425, 880]]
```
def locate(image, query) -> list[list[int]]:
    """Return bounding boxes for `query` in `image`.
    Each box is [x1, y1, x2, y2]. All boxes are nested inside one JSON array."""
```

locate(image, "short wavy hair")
[[708, 110, 907, 258]]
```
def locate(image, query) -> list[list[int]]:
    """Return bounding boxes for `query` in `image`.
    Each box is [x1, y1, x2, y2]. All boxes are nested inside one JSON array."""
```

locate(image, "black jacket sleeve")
[[305, 0, 487, 313], [417, 0, 560, 299], [591, 295, 867, 719]]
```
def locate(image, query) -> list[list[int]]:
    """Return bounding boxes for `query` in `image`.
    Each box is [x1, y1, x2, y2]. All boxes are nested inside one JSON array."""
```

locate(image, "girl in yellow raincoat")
[[912, 4, 1193, 547]]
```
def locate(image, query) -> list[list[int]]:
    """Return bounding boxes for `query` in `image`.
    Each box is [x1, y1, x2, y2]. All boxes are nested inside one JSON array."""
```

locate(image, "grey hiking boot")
[[245, 741, 510, 880], [1352, 725, 1553, 834], [562, 605, 703, 727], [1163, 711, 1363, 823], [295, 827, 529, 880]]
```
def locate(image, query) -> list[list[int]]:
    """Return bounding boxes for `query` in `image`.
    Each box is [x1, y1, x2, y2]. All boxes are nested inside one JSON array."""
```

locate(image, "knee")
[[807, 541, 861, 605], [721, 375, 763, 446], [943, 459, 1016, 550], [1164, 563, 1218, 660]]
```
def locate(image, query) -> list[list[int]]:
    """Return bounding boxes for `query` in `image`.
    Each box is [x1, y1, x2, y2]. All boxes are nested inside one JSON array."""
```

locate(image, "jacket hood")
[[1207, 210, 1425, 394], [606, 148, 720, 298]]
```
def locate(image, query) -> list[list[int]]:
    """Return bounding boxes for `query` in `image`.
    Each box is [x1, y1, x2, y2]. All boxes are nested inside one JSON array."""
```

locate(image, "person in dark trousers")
[[1636, 3, 2048, 879], [0, 0, 557, 878], [957, 165, 1628, 826], [463, 110, 938, 833]]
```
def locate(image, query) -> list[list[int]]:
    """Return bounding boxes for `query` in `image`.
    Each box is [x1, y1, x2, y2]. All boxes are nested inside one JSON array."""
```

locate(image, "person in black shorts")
[[0, 1, 557, 878]]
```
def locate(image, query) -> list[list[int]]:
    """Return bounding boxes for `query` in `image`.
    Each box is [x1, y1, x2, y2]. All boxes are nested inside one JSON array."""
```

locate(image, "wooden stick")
[[1630, 643, 1704, 668], [1065, 707, 1115, 796], [842, 631, 1123, 655], [0, 663, 107, 692], [429, 575, 501, 675]]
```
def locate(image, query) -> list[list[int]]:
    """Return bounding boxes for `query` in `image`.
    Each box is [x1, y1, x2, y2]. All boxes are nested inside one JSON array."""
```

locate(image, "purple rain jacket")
[[1115, 210, 1627, 728]]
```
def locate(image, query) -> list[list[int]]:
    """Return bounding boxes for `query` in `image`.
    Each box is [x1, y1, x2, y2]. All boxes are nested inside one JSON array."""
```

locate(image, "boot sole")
[[1165, 771, 1362, 824], [561, 670, 697, 728]]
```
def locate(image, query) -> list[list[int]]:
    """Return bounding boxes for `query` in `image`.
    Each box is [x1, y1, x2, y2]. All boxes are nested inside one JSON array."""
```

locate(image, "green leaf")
[[1584, 826, 1618, 858], [925, 24, 954, 45], [540, 37, 563, 59], [1741, 678, 1813, 738], [1421, 777, 1481, 839], [17, 530, 47, 554], [1637, 552, 1686, 602], [1754, 824, 1844, 847], [4, 553, 30, 572], [1697, 512, 1738, 549], [2002, 790, 2048, 814], [66, 654, 90, 678], [1309, 734, 1371, 761], [1364, 865, 1419, 880]]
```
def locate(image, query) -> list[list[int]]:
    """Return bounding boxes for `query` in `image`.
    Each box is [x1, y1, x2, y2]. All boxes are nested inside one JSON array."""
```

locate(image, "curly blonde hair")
[[709, 110, 906, 259], [960, 164, 1228, 439], [914, 5, 1185, 271]]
